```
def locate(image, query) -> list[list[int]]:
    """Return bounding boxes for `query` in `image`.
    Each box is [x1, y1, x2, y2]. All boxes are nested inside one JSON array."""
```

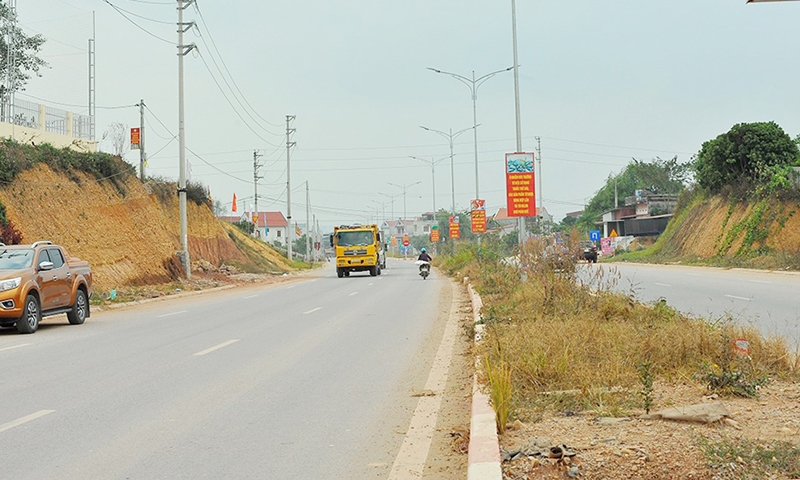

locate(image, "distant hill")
[[0, 143, 293, 291]]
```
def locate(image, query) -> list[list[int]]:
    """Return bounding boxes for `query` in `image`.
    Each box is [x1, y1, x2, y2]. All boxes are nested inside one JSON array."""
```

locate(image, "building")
[[600, 190, 679, 237], [218, 211, 289, 245]]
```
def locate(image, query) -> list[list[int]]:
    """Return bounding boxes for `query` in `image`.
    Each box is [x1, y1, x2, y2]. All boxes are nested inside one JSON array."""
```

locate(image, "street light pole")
[[379, 192, 398, 220], [410, 155, 448, 214], [388, 181, 421, 221], [511, 0, 525, 246], [427, 66, 513, 201], [420, 125, 475, 213]]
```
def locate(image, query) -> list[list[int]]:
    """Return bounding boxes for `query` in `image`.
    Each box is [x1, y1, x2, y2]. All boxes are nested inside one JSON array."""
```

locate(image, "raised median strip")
[[466, 282, 502, 480]]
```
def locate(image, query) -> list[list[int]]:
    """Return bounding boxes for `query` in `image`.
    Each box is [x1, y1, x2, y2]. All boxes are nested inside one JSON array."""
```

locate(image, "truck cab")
[[330, 224, 386, 277]]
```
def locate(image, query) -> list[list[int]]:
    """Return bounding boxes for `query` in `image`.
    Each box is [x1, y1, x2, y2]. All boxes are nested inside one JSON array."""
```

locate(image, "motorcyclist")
[[417, 247, 432, 262]]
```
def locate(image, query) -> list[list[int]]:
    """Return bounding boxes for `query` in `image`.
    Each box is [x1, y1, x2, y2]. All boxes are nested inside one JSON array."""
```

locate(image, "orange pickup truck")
[[0, 241, 93, 334]]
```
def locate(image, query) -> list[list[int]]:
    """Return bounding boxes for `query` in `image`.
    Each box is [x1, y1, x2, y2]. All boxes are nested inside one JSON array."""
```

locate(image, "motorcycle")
[[415, 260, 431, 280], [582, 243, 598, 264]]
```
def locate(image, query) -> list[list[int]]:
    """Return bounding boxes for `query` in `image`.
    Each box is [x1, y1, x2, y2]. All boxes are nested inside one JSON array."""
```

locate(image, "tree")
[[693, 122, 799, 194], [578, 156, 689, 231], [0, 4, 47, 99], [101, 122, 129, 157]]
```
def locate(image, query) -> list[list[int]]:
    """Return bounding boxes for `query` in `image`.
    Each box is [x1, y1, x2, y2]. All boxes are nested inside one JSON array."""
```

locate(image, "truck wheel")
[[16, 294, 40, 334], [377, 266, 381, 276], [344, 271, 350, 277], [67, 289, 88, 325], [370, 266, 377, 276], [337, 268, 344, 278]]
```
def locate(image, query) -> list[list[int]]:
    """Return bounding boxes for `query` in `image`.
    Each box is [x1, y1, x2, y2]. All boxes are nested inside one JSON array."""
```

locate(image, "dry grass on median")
[[441, 235, 799, 422]]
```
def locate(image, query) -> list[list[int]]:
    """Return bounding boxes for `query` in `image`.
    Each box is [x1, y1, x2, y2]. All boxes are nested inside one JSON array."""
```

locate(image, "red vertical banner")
[[505, 152, 536, 217], [430, 225, 440, 242], [130, 127, 141, 150], [449, 216, 460, 239], [470, 199, 486, 233]]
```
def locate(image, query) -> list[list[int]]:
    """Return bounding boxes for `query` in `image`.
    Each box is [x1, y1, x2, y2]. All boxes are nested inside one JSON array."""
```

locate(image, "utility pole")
[[88, 11, 96, 140], [253, 150, 263, 235], [177, 0, 196, 278], [285, 115, 296, 261], [305, 181, 311, 262], [511, 0, 525, 246], [138, 99, 146, 181]]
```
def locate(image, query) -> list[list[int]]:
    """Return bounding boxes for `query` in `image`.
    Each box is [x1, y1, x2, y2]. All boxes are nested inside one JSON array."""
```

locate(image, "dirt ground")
[[500, 380, 800, 479], [422, 281, 474, 478]]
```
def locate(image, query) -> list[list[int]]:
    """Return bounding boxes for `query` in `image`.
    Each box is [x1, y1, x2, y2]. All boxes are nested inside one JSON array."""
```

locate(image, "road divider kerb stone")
[[466, 281, 502, 480]]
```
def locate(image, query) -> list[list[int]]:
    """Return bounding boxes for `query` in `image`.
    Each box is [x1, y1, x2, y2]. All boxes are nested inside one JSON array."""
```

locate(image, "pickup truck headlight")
[[0, 277, 21, 293]]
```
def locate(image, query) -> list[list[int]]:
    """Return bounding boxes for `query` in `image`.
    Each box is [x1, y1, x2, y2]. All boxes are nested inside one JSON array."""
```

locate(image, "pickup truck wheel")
[[16, 294, 40, 334], [67, 290, 88, 325]]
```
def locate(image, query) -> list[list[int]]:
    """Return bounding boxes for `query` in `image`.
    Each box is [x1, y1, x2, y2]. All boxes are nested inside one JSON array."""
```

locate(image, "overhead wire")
[[101, 0, 173, 45]]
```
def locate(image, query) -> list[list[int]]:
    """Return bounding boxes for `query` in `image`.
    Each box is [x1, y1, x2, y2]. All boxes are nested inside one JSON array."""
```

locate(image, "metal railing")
[[1, 98, 93, 140]]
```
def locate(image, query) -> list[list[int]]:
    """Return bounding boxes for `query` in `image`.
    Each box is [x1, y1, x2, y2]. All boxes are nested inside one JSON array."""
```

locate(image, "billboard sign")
[[470, 199, 486, 233], [449, 216, 460, 239], [130, 127, 141, 150], [505, 152, 536, 217]]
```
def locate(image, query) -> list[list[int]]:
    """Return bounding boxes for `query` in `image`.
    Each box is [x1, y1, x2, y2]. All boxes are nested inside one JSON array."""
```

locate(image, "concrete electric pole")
[[253, 150, 263, 234], [138, 99, 146, 181], [285, 115, 296, 261], [177, 0, 196, 278]]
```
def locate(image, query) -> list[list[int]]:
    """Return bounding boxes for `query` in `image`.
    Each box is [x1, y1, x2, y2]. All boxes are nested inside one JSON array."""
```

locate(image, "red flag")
[[232, 193, 237, 212]]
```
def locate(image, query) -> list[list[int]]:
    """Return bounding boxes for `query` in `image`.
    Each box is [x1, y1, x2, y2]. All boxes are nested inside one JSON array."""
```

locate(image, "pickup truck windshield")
[[337, 231, 374, 247], [0, 249, 34, 269]]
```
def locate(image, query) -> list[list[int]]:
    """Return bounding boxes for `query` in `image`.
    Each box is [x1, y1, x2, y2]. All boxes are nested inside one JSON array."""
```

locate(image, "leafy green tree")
[[693, 122, 799, 194], [578, 157, 689, 231], [0, 4, 47, 98]]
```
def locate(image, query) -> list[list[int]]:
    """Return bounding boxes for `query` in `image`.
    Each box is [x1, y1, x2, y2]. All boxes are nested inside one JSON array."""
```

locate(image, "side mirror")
[[38, 261, 54, 271], [376, 233, 381, 243], [329, 234, 334, 247]]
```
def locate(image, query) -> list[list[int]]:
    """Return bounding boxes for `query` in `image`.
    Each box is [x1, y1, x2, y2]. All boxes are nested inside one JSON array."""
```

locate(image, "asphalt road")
[[0, 259, 449, 479], [584, 262, 800, 343]]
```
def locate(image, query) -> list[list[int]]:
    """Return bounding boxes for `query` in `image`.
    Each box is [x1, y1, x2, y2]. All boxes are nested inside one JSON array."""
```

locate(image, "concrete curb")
[[466, 283, 502, 480]]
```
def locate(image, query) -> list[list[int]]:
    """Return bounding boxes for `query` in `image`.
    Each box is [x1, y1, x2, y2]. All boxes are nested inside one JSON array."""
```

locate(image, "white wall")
[[0, 121, 97, 153]]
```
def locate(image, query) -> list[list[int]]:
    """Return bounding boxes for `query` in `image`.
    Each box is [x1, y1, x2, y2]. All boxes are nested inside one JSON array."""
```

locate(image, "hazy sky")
[[14, 0, 800, 227]]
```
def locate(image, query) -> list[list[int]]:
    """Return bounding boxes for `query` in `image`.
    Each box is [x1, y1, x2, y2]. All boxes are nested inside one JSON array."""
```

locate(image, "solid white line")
[[193, 339, 240, 356], [348, 291, 359, 296], [303, 307, 322, 314], [654, 283, 672, 287], [0, 343, 32, 353], [157, 310, 187, 318], [243, 294, 259, 299], [725, 294, 751, 301], [0, 410, 55, 434]]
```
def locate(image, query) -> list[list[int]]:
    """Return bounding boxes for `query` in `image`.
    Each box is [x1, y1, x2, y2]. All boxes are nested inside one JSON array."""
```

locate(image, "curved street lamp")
[[419, 125, 476, 213], [388, 181, 422, 221], [410, 155, 448, 214], [428, 66, 513, 201]]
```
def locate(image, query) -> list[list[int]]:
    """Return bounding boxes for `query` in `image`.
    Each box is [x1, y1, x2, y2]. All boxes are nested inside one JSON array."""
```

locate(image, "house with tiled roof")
[[218, 211, 289, 245]]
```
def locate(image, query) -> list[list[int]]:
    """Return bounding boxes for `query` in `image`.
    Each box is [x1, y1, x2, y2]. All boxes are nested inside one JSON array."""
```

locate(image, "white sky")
[[14, 0, 800, 229]]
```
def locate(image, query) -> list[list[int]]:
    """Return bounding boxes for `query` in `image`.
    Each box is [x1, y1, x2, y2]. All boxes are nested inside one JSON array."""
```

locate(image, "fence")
[[1, 98, 93, 140]]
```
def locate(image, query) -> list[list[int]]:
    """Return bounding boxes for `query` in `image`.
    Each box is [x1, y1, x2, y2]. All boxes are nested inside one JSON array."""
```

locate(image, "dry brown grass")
[[465, 236, 798, 419]]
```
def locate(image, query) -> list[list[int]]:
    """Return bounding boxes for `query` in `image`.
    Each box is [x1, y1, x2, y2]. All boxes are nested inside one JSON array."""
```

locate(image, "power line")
[[101, 0, 172, 45]]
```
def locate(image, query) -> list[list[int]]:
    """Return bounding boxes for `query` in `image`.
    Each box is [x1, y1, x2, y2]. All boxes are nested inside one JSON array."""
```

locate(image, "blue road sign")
[[589, 230, 601, 242]]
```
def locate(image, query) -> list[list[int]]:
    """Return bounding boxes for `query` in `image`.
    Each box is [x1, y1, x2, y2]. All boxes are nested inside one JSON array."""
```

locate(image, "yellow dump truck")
[[330, 224, 386, 278]]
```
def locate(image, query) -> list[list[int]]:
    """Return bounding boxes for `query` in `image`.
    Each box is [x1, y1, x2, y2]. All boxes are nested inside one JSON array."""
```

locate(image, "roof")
[[258, 212, 288, 228], [217, 215, 243, 223]]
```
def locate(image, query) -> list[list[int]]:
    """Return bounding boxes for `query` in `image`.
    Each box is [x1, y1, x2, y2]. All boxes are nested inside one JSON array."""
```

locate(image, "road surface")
[[0, 259, 457, 479], [584, 262, 800, 342]]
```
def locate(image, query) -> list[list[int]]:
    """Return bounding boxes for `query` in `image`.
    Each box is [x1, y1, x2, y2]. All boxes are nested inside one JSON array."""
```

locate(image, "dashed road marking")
[[0, 410, 55, 434], [303, 307, 322, 314], [0, 343, 32, 353], [368, 283, 374, 286], [655, 283, 672, 287], [725, 294, 751, 301], [349, 291, 359, 296], [243, 294, 259, 299], [286, 285, 295, 290], [157, 310, 187, 318], [193, 339, 240, 356]]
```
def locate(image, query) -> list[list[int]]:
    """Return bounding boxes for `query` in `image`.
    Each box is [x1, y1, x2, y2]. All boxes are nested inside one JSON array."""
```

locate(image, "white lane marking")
[[725, 295, 751, 301], [686, 273, 702, 277], [750, 280, 772, 285], [286, 285, 295, 290], [157, 310, 187, 318], [0, 410, 55, 434], [368, 283, 374, 286], [303, 307, 322, 314], [243, 294, 259, 299], [655, 283, 672, 287], [349, 291, 359, 297], [193, 339, 240, 356], [0, 343, 32, 353]]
